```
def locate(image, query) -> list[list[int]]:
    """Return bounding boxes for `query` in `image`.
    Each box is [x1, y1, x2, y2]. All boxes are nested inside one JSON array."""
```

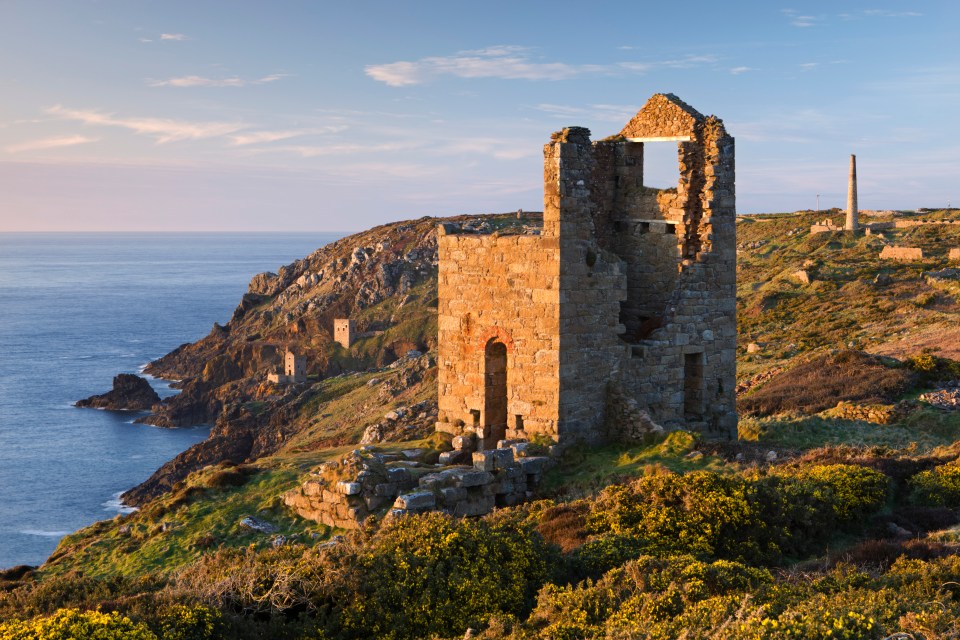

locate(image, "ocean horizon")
[[0, 231, 346, 569]]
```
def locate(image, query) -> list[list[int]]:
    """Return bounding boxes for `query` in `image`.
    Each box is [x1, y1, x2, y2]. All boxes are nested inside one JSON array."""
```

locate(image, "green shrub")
[[775, 463, 890, 523], [908, 463, 960, 507], [906, 353, 960, 386], [0, 608, 157, 640], [158, 604, 222, 640], [337, 512, 550, 639], [583, 465, 888, 566]]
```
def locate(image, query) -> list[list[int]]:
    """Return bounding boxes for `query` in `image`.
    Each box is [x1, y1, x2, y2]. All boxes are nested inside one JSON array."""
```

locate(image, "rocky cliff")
[[121, 213, 532, 505]]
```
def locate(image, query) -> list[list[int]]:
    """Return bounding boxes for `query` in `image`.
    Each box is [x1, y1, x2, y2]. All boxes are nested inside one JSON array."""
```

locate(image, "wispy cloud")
[[782, 8, 822, 27], [730, 66, 755, 75], [160, 33, 187, 41], [148, 73, 289, 88], [365, 46, 717, 86], [5, 135, 98, 154], [229, 127, 346, 146], [863, 9, 922, 18], [240, 141, 421, 158], [45, 105, 244, 143], [533, 103, 640, 123]]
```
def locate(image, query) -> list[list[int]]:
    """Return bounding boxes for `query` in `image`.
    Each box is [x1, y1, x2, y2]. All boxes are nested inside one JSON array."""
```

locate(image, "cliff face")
[[139, 216, 442, 428], [122, 213, 531, 505]]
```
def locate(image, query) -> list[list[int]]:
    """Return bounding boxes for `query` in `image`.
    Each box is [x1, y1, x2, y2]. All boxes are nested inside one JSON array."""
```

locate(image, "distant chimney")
[[845, 154, 859, 231]]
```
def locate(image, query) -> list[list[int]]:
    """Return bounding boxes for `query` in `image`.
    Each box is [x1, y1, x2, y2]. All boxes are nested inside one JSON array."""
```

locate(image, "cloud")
[[45, 105, 245, 143], [229, 127, 346, 146], [148, 73, 290, 88], [863, 9, 922, 18], [730, 66, 754, 75], [241, 141, 421, 158], [365, 46, 716, 86], [782, 8, 822, 27], [160, 33, 187, 41], [5, 135, 98, 154], [533, 103, 640, 122]]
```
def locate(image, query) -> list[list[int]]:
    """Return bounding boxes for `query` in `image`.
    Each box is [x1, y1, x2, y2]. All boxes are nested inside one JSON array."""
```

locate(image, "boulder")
[[239, 516, 280, 534], [75, 373, 160, 411]]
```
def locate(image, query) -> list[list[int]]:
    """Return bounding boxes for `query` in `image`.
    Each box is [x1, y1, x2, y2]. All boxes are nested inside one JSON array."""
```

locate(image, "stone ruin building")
[[267, 348, 307, 384], [333, 318, 355, 349], [435, 93, 737, 450]]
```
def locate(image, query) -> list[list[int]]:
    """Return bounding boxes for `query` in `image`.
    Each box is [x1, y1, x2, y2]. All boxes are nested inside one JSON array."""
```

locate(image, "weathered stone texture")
[[333, 318, 355, 349], [949, 248, 960, 261], [284, 446, 550, 528], [436, 94, 738, 445], [810, 218, 844, 234], [879, 246, 924, 261]]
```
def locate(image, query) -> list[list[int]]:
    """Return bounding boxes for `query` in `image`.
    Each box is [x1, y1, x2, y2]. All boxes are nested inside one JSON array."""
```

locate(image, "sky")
[[0, 1, 957, 232]]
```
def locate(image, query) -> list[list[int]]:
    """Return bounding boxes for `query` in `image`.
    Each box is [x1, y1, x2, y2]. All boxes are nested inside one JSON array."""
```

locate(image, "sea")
[[0, 232, 345, 569]]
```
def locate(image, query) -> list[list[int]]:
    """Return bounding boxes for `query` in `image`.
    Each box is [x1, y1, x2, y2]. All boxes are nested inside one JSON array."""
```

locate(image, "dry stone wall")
[[880, 246, 924, 261]]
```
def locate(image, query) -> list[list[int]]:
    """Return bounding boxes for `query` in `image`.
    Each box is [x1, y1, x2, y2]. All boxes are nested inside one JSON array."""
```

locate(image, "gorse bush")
[[585, 464, 888, 565], [171, 511, 551, 640], [907, 353, 960, 386], [909, 463, 960, 507], [0, 458, 951, 640], [520, 556, 960, 640], [0, 608, 157, 640], [337, 512, 550, 639]]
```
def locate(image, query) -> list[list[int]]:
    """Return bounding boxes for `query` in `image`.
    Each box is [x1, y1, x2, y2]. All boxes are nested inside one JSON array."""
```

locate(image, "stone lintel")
[[625, 136, 692, 143]]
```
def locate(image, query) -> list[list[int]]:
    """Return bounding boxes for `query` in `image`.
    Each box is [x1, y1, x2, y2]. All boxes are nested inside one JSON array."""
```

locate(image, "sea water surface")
[[0, 232, 344, 568]]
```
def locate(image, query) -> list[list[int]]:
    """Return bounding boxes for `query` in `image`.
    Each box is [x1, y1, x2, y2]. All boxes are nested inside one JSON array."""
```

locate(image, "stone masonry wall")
[[435, 93, 738, 445], [615, 112, 738, 434], [545, 128, 629, 441], [880, 246, 924, 261], [436, 231, 561, 446]]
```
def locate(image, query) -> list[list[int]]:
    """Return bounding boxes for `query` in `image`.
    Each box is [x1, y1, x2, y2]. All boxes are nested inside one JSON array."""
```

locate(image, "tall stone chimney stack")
[[845, 154, 859, 231]]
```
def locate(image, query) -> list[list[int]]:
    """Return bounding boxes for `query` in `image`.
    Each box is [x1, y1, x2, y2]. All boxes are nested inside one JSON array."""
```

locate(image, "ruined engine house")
[[435, 94, 737, 448]]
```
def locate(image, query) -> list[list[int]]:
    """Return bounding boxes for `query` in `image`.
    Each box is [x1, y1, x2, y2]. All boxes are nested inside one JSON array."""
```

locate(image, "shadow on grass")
[[739, 407, 960, 453]]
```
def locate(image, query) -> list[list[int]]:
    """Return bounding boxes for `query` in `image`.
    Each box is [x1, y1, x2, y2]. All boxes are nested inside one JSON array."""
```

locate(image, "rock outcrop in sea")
[[75, 373, 160, 411]]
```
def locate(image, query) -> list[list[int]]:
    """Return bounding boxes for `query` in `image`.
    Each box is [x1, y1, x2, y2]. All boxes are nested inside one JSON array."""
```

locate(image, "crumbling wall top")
[[619, 93, 708, 139], [550, 126, 592, 144]]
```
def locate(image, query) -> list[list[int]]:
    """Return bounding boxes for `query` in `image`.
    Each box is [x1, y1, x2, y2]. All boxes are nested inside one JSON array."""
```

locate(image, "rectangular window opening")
[[683, 352, 704, 420]]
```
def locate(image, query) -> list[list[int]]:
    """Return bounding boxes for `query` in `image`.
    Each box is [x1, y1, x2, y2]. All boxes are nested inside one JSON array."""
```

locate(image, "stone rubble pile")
[[919, 385, 960, 410], [823, 400, 916, 425], [284, 441, 552, 529]]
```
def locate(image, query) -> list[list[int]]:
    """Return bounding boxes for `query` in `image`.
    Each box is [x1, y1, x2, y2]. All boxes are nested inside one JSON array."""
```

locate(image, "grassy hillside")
[[4, 209, 960, 640]]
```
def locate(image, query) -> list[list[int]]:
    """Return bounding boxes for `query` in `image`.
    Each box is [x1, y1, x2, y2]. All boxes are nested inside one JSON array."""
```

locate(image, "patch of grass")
[[739, 409, 960, 453], [541, 431, 730, 497], [42, 461, 332, 579]]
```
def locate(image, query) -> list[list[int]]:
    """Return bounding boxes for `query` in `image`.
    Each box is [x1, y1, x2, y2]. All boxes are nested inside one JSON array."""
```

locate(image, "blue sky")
[[0, 1, 956, 231]]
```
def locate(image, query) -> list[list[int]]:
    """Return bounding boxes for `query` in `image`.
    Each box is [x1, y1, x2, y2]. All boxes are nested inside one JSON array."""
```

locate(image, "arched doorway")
[[483, 340, 508, 446]]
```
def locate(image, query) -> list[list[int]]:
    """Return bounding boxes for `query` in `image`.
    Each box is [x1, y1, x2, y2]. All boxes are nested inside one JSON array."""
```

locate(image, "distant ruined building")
[[435, 93, 738, 449], [267, 348, 307, 384]]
